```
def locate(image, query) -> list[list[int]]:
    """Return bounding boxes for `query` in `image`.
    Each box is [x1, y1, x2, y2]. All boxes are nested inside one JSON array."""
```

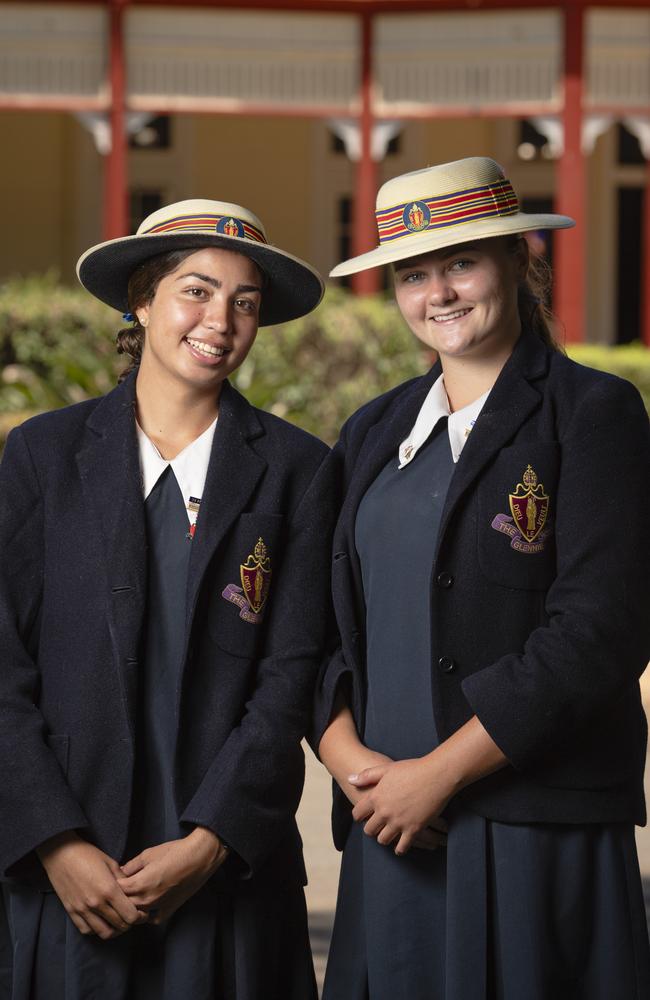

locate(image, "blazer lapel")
[[184, 380, 267, 634], [76, 374, 146, 738], [337, 364, 441, 634], [341, 364, 441, 529], [437, 331, 549, 551]]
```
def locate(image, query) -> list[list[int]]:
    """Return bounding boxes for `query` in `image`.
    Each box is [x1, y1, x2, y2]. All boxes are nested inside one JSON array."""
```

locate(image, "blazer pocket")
[[477, 442, 559, 590], [208, 512, 285, 658], [47, 734, 70, 777]]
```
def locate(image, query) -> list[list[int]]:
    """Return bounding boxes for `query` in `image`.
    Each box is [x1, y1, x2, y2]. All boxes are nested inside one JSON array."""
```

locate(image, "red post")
[[351, 12, 380, 295], [643, 160, 650, 347], [103, 0, 128, 240], [554, 1, 585, 343]]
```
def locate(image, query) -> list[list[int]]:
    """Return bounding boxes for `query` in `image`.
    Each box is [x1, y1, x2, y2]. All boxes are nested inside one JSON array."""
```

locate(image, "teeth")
[[186, 338, 227, 357], [433, 309, 471, 323]]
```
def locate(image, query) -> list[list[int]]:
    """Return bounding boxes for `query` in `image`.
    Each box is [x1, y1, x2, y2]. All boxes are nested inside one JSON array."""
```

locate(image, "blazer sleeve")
[[179, 449, 338, 875], [462, 377, 650, 772], [0, 428, 88, 881]]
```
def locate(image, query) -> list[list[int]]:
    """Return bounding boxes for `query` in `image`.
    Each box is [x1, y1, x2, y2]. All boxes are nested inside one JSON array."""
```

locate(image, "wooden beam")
[[17, 0, 650, 9], [103, 0, 128, 240], [643, 160, 650, 347], [351, 10, 380, 295], [554, 1, 586, 344]]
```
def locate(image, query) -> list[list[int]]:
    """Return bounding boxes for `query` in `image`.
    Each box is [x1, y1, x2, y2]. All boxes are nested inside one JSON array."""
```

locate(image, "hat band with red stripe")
[[143, 213, 267, 245], [376, 179, 519, 245]]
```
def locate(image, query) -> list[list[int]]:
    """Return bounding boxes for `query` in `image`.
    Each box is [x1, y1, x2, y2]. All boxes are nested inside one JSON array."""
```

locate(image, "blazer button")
[[436, 571, 454, 589], [438, 656, 456, 674]]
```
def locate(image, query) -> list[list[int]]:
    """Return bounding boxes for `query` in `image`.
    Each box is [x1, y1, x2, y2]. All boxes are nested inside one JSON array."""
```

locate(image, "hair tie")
[[122, 312, 134, 323]]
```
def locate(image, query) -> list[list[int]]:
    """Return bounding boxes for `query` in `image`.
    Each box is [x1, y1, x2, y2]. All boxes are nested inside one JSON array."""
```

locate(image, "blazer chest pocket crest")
[[477, 443, 559, 590], [209, 512, 284, 657]]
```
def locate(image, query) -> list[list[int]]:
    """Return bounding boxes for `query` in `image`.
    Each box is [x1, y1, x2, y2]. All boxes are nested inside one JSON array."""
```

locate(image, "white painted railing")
[[126, 9, 358, 110], [0, 3, 106, 100], [587, 10, 650, 109]]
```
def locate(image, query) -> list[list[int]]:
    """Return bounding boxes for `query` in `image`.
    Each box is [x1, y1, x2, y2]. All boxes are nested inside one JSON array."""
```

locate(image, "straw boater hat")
[[77, 199, 324, 326], [330, 156, 574, 277]]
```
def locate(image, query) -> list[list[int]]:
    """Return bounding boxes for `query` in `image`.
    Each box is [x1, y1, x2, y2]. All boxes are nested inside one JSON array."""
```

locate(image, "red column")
[[643, 160, 650, 347], [103, 0, 128, 240], [554, 1, 585, 343], [351, 12, 380, 295]]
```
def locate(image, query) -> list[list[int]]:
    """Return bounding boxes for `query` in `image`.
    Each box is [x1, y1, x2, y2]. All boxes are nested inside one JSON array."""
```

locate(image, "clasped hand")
[[38, 827, 227, 940], [349, 755, 452, 856]]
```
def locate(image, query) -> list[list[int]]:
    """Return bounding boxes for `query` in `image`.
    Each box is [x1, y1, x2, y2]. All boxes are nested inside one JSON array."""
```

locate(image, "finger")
[[117, 871, 151, 895], [376, 825, 399, 847], [108, 887, 149, 926], [351, 798, 374, 823], [394, 831, 415, 856], [363, 815, 386, 839], [84, 910, 121, 940], [69, 912, 94, 937], [413, 828, 447, 851], [348, 765, 388, 787], [120, 855, 146, 877]]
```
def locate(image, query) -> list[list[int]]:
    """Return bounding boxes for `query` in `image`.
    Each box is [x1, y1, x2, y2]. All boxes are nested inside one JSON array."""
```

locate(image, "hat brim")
[[77, 232, 324, 326], [329, 212, 575, 277]]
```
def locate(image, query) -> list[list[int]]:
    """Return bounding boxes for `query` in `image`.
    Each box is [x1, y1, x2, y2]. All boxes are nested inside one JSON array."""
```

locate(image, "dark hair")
[[507, 235, 562, 353], [116, 249, 199, 383]]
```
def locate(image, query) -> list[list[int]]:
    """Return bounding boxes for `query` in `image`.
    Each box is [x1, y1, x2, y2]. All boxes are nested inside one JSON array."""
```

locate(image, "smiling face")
[[135, 246, 263, 393], [393, 236, 528, 365]]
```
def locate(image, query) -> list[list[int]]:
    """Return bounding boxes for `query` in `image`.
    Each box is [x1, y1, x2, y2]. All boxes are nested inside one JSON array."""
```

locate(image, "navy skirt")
[[324, 813, 650, 1000]]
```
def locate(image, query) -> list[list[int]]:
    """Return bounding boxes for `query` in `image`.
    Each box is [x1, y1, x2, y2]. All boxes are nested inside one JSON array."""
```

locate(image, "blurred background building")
[[0, 0, 649, 345]]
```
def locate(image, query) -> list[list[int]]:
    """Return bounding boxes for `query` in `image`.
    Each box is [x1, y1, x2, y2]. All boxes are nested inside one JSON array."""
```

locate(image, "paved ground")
[[299, 668, 650, 995]]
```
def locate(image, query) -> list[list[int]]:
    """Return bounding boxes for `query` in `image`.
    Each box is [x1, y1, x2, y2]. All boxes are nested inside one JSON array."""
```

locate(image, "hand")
[[344, 749, 393, 806], [118, 827, 228, 925], [37, 832, 147, 940], [349, 756, 453, 856]]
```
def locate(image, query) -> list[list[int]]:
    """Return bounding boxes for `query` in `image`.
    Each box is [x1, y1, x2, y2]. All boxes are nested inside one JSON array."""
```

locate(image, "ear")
[[136, 306, 149, 328]]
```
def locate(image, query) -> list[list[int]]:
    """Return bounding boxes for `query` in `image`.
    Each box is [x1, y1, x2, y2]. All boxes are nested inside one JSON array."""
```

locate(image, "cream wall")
[[187, 115, 315, 270], [0, 111, 101, 283], [0, 109, 632, 344]]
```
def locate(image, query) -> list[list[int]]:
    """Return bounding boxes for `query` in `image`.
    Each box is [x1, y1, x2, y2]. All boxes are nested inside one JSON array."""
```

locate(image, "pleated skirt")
[[2, 879, 316, 1000], [323, 810, 650, 1000]]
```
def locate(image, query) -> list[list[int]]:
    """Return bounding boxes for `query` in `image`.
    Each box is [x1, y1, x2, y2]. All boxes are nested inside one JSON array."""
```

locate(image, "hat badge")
[[403, 201, 431, 233], [217, 216, 245, 238]]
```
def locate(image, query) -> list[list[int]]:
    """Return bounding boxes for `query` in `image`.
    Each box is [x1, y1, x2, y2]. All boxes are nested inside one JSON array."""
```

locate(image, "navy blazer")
[[315, 330, 650, 850], [0, 375, 336, 890]]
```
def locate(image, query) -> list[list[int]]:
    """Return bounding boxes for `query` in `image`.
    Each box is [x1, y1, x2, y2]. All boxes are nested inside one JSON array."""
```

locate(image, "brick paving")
[[299, 670, 650, 995]]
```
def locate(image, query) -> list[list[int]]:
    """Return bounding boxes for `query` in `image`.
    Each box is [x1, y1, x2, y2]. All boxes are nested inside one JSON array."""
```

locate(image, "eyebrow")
[[175, 272, 262, 294]]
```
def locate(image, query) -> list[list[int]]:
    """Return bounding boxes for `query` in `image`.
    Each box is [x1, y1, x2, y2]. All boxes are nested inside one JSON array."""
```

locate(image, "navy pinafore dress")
[[323, 420, 650, 1000]]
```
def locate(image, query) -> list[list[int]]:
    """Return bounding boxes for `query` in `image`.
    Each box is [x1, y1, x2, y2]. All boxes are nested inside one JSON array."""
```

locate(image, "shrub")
[[0, 275, 648, 449]]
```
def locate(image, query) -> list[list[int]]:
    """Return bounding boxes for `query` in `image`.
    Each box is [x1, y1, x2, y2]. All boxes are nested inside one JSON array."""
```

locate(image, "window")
[[129, 116, 171, 151], [129, 191, 164, 234]]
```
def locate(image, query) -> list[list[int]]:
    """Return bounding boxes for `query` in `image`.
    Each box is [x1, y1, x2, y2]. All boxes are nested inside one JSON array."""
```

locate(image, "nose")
[[426, 272, 456, 307], [202, 294, 230, 334]]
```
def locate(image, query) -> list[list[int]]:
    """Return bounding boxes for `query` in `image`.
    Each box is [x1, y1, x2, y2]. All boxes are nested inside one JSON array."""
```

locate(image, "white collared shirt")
[[136, 418, 217, 526], [398, 374, 489, 467]]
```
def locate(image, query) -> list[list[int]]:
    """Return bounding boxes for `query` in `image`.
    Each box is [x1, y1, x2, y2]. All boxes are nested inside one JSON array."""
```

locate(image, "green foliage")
[[566, 343, 650, 414], [0, 280, 427, 447], [0, 274, 121, 441], [233, 287, 428, 442], [1, 275, 648, 450]]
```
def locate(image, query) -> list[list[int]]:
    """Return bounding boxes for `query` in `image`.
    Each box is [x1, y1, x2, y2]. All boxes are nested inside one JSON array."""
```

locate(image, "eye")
[[184, 285, 209, 298], [235, 297, 258, 314], [399, 270, 426, 284], [448, 258, 474, 273]]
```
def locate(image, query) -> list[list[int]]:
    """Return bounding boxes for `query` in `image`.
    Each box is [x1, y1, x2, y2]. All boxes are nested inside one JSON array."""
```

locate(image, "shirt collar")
[[136, 417, 217, 523], [398, 374, 489, 467]]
